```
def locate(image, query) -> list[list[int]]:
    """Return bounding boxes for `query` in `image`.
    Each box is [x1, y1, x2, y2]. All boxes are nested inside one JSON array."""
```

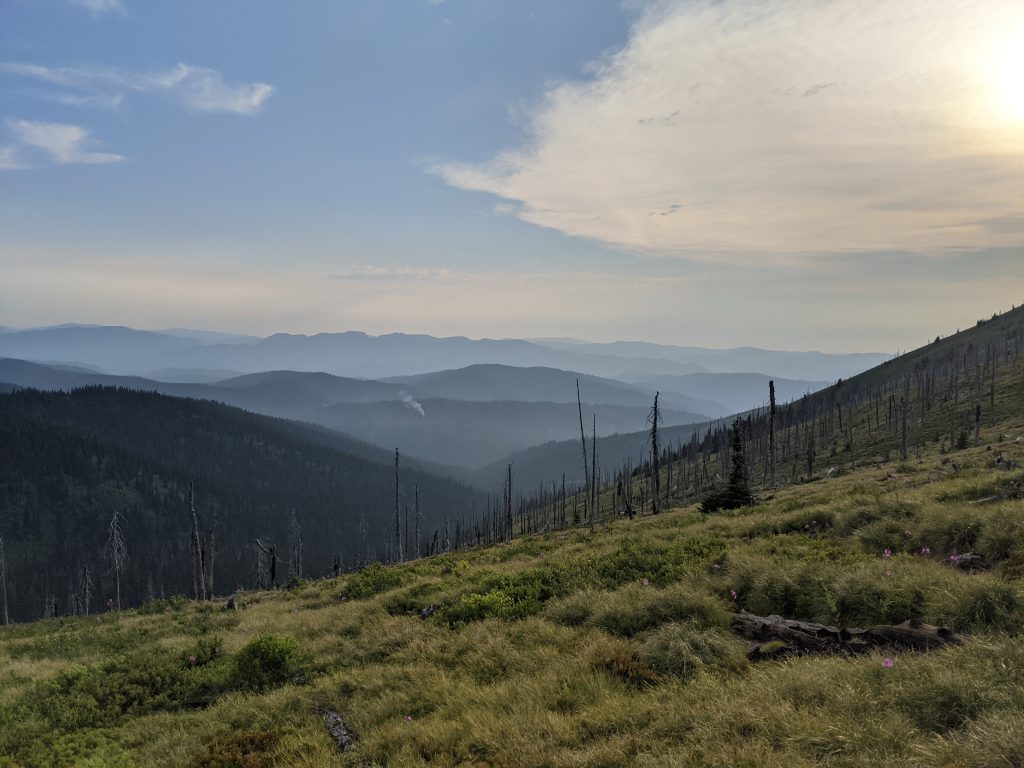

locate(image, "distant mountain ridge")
[[0, 359, 707, 470], [0, 323, 886, 382], [533, 338, 889, 380], [616, 371, 828, 416]]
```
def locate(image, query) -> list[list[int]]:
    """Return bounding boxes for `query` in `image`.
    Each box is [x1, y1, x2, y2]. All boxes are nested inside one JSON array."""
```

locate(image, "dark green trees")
[[700, 418, 753, 513]]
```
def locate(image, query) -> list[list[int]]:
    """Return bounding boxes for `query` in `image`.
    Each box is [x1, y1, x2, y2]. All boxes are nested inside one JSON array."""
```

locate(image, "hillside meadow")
[[1, 413, 1022, 767]]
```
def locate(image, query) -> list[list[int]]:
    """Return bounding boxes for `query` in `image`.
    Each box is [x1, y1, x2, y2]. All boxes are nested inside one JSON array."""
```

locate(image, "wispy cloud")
[[69, 0, 123, 14], [331, 266, 453, 282], [3, 120, 124, 167], [1, 62, 273, 114], [430, 0, 1024, 255]]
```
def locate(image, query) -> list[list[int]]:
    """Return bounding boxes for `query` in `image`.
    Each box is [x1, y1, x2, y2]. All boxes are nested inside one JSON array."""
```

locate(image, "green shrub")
[[855, 519, 915, 555], [32, 657, 198, 731], [182, 636, 224, 668], [434, 566, 568, 627], [833, 566, 926, 626], [383, 582, 443, 616], [636, 623, 747, 680], [932, 578, 1022, 632], [727, 556, 836, 622], [744, 508, 835, 538], [592, 584, 728, 637], [189, 730, 280, 768], [138, 595, 189, 615], [544, 591, 600, 627], [915, 508, 984, 555], [592, 540, 674, 588], [587, 637, 658, 687], [975, 508, 1024, 565], [343, 563, 406, 599], [231, 635, 303, 692]]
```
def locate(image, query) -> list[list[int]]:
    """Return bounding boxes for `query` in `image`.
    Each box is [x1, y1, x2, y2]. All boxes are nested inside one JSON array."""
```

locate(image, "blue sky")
[[1, 0, 1021, 351]]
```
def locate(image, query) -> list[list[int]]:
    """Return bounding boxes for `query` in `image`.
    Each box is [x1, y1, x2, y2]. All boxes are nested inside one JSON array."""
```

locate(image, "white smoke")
[[400, 391, 425, 418]]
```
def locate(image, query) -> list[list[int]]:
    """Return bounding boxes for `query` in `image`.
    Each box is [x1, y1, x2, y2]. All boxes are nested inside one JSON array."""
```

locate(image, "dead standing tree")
[[189, 483, 206, 601], [104, 509, 128, 611], [288, 510, 303, 578], [394, 449, 403, 563], [414, 485, 422, 560], [0, 535, 8, 626], [254, 538, 277, 589], [768, 380, 778, 489], [576, 379, 590, 525], [648, 392, 662, 515]]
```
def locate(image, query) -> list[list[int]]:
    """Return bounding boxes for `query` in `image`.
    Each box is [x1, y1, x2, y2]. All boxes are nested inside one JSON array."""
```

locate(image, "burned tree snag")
[[189, 483, 206, 601], [649, 392, 661, 515]]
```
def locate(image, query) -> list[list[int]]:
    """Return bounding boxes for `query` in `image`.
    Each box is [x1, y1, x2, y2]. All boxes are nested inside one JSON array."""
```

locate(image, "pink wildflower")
[[404, 715, 414, 722], [713, 563, 721, 570], [730, 589, 738, 600], [641, 578, 650, 587], [920, 546, 931, 556], [882, 657, 895, 669], [883, 548, 892, 558], [188, 655, 197, 665]]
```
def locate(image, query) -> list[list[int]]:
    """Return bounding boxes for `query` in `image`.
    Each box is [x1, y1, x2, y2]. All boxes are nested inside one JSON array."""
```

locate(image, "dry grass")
[[1, 420, 1022, 767]]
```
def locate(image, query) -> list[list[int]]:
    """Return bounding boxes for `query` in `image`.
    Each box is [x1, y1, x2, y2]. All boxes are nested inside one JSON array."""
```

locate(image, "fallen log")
[[731, 610, 959, 660], [318, 707, 358, 752]]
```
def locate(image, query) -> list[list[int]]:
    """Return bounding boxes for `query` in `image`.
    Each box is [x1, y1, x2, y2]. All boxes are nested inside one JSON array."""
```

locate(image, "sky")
[[0, 0, 1021, 353]]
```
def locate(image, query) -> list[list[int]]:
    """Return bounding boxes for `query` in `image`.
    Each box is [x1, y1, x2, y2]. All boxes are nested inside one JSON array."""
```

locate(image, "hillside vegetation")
[[0, 388, 483, 622], [0, 405, 1021, 766]]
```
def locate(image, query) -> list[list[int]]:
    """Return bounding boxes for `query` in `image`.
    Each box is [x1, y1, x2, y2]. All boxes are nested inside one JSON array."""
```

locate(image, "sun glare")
[[989, 25, 1024, 122]]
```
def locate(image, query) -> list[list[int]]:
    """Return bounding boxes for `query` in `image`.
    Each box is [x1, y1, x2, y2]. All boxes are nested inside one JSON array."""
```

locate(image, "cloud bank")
[[430, 0, 1024, 255]]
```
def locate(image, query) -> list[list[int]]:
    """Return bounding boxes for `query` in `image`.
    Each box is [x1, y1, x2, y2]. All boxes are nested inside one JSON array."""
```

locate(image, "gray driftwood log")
[[731, 610, 959, 660]]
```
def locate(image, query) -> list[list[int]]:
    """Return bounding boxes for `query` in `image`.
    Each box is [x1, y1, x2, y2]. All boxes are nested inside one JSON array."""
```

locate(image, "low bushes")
[[231, 634, 304, 692], [636, 623, 747, 680], [343, 563, 406, 600], [7, 633, 304, 752], [545, 583, 729, 638]]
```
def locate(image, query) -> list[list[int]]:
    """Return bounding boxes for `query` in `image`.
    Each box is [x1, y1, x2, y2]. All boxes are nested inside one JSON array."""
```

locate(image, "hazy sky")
[[1, 0, 1021, 352]]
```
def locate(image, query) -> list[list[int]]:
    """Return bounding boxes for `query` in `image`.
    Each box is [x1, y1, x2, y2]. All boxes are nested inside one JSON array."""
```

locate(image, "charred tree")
[[104, 509, 128, 611]]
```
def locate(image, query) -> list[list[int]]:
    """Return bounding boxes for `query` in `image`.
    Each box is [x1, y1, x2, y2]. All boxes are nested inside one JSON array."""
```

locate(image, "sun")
[[989, 25, 1024, 122]]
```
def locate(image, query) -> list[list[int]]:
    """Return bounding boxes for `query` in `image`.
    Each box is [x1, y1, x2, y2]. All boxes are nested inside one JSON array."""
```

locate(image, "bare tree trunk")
[[106, 509, 128, 611], [204, 527, 215, 599], [394, 449, 402, 563], [899, 396, 909, 461], [590, 415, 597, 530], [0, 536, 8, 626], [505, 464, 513, 540], [577, 380, 590, 521], [189, 483, 206, 601], [649, 393, 661, 514], [768, 381, 777, 489], [414, 485, 422, 560]]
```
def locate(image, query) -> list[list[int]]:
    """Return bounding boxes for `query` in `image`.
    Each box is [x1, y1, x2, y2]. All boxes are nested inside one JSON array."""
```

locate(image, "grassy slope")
[[1, 410, 1023, 767]]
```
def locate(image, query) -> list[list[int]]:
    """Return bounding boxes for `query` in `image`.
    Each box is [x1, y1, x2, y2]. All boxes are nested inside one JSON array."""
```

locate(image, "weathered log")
[[947, 552, 988, 571], [319, 707, 358, 752], [731, 610, 959, 660]]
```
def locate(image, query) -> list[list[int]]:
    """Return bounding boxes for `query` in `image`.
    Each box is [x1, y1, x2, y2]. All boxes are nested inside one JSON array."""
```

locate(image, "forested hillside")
[[0, 378, 1020, 767], [0, 388, 483, 622]]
